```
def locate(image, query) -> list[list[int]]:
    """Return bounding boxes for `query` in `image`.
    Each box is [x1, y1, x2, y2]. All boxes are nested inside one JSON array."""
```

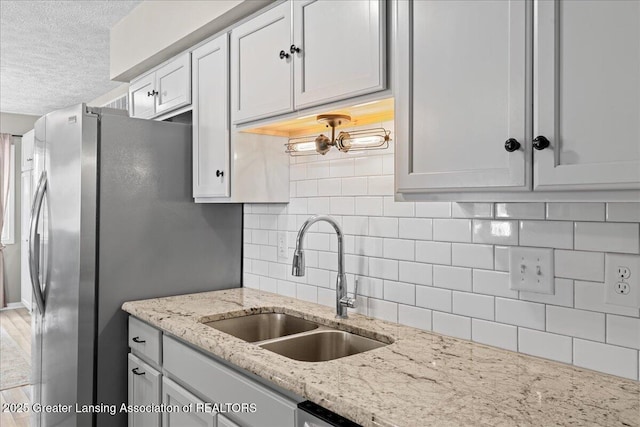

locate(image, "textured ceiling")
[[0, 0, 140, 115]]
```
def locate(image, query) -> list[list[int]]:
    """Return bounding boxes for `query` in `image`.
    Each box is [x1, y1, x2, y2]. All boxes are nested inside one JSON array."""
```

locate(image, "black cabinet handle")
[[279, 50, 290, 59], [216, 170, 224, 178], [132, 368, 145, 376], [132, 336, 146, 343], [290, 44, 301, 54], [146, 90, 158, 97], [504, 138, 521, 152], [147, 91, 153, 97], [533, 135, 550, 150]]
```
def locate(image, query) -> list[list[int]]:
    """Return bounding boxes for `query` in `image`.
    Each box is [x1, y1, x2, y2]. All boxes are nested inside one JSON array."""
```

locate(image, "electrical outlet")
[[508, 247, 554, 294], [277, 232, 288, 261], [605, 254, 640, 308]]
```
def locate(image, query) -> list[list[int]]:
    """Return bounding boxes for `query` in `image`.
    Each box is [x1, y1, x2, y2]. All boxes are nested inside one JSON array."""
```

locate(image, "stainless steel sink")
[[259, 330, 386, 362], [202, 313, 319, 342]]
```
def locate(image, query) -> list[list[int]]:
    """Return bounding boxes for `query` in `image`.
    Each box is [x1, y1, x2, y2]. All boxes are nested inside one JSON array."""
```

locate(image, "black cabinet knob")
[[147, 91, 153, 97], [533, 135, 550, 150], [504, 138, 521, 152], [279, 50, 290, 59], [290, 44, 301, 54], [216, 170, 224, 178]]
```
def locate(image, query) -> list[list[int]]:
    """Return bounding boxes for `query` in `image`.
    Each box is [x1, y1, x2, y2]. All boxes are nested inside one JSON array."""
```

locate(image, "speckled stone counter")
[[122, 288, 639, 427]]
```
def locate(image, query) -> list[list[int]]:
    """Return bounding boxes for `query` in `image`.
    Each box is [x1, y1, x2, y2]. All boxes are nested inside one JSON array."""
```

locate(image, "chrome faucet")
[[292, 215, 356, 319]]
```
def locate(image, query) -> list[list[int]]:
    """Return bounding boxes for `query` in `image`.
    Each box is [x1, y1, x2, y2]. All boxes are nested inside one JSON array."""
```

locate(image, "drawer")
[[129, 317, 162, 366], [163, 336, 297, 427]]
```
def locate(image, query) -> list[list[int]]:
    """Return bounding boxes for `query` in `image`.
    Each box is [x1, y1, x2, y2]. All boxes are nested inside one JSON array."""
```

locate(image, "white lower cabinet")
[[128, 354, 162, 427], [162, 377, 215, 427]]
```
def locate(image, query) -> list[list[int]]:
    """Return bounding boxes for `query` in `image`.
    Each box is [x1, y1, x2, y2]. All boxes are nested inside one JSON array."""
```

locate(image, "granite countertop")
[[122, 288, 639, 427]]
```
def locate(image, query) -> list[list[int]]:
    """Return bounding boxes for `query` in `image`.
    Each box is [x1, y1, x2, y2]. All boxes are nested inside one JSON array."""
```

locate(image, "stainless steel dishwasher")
[[297, 401, 362, 427]]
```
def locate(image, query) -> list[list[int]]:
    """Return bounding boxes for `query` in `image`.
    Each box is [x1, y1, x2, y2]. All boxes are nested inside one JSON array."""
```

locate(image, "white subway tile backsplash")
[[574, 280, 640, 317], [574, 222, 640, 254], [384, 281, 416, 305], [368, 298, 398, 323], [520, 278, 574, 308], [452, 243, 494, 269], [518, 329, 573, 364], [416, 286, 452, 312], [383, 238, 415, 261], [495, 203, 545, 220], [546, 306, 605, 342], [606, 203, 640, 223], [432, 312, 471, 340], [399, 218, 433, 240], [399, 261, 433, 286], [329, 158, 354, 177], [574, 339, 638, 380], [495, 298, 545, 330], [355, 197, 383, 216], [342, 177, 368, 195], [244, 131, 639, 379], [433, 265, 472, 292], [606, 315, 640, 350], [546, 202, 605, 222], [369, 217, 399, 238], [472, 270, 518, 298], [472, 220, 518, 245], [354, 156, 383, 176], [384, 197, 415, 217], [398, 305, 432, 331], [519, 220, 573, 249], [416, 241, 451, 265], [369, 257, 399, 280], [433, 219, 472, 243], [472, 319, 517, 351], [368, 175, 394, 195], [453, 292, 494, 320], [415, 202, 451, 218], [554, 250, 604, 282], [452, 203, 494, 218]]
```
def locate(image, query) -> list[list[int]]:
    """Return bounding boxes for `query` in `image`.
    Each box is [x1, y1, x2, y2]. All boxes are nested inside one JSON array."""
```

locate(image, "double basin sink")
[[202, 313, 388, 362]]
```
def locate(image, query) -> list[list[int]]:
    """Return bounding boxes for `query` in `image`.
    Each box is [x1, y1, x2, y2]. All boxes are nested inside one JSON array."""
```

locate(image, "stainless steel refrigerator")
[[29, 104, 242, 427]]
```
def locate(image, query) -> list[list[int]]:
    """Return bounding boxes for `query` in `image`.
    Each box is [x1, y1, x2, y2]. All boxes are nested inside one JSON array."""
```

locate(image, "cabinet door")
[[293, 0, 385, 109], [231, 2, 293, 123], [155, 53, 191, 115], [395, 0, 530, 193], [129, 73, 156, 119], [533, 0, 640, 191], [21, 130, 34, 171], [128, 354, 161, 427], [163, 378, 215, 427], [217, 414, 240, 427], [192, 35, 230, 198]]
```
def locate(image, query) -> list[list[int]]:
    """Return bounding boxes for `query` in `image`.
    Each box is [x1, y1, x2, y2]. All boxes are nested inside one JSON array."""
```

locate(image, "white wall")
[[0, 112, 39, 305], [244, 120, 640, 381], [110, 0, 271, 81], [88, 82, 129, 108]]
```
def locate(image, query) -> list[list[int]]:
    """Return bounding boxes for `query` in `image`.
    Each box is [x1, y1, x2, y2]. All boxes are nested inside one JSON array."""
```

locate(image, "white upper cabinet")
[[292, 0, 385, 109], [533, 0, 640, 191], [231, 2, 293, 124], [129, 53, 191, 119], [21, 129, 34, 171], [231, 0, 387, 124], [396, 0, 529, 193], [396, 0, 640, 200], [192, 34, 230, 199]]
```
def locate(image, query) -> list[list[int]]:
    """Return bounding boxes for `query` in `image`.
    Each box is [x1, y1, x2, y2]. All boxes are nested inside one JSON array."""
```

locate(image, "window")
[[1, 143, 15, 245]]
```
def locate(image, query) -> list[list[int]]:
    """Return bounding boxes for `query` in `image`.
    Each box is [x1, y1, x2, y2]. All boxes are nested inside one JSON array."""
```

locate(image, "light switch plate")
[[509, 247, 554, 294], [604, 253, 640, 308], [277, 232, 288, 261]]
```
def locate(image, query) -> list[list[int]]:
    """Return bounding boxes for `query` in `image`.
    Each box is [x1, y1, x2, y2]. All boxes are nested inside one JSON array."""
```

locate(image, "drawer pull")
[[132, 336, 146, 344], [131, 368, 145, 376]]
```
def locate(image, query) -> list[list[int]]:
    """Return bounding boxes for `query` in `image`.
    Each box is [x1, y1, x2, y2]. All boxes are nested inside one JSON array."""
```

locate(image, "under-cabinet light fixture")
[[285, 114, 391, 156]]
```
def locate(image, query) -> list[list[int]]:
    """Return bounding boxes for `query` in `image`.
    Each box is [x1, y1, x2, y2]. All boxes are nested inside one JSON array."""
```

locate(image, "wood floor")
[[1, 308, 32, 427]]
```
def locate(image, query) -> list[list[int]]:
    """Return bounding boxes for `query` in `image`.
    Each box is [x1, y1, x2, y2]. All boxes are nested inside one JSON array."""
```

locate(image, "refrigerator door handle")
[[29, 171, 47, 314]]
